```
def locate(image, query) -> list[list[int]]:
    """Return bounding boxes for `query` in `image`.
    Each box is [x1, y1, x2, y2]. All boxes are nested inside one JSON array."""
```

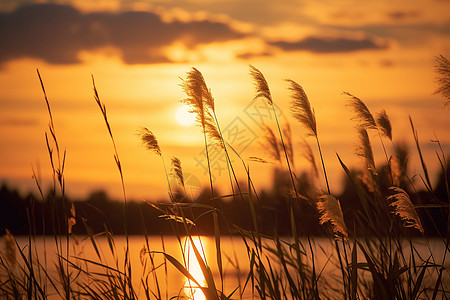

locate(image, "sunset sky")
[[0, 0, 449, 201]]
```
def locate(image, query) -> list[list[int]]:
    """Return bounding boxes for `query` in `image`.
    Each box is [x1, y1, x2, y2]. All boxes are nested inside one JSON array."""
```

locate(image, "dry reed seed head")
[[376, 109, 392, 140], [180, 69, 206, 126], [204, 114, 224, 148], [203, 87, 215, 113], [181, 68, 215, 111], [186, 68, 215, 110], [387, 187, 424, 233], [355, 126, 376, 173], [345, 92, 377, 129], [434, 55, 450, 108], [159, 214, 196, 226], [394, 142, 409, 173], [140, 127, 161, 156], [300, 139, 319, 179], [171, 157, 185, 187], [282, 119, 295, 168], [181, 95, 204, 129], [180, 68, 223, 148], [287, 79, 317, 137], [317, 195, 348, 238], [68, 203, 76, 234], [390, 155, 402, 186], [249, 65, 273, 105], [263, 125, 281, 163]]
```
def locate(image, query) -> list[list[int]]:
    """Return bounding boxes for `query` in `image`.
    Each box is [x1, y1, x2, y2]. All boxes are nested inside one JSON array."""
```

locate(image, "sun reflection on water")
[[184, 237, 208, 300]]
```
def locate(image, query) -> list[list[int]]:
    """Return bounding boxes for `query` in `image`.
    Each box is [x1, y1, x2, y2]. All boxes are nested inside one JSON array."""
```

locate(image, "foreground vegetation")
[[1, 56, 450, 299]]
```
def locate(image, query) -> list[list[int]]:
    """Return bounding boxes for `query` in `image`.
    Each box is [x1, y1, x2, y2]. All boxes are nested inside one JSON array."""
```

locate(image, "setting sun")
[[0, 0, 448, 200], [175, 105, 196, 127], [0, 0, 449, 299]]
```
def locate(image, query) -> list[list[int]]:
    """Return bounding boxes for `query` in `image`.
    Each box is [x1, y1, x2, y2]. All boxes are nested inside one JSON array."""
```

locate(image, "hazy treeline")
[[1, 159, 448, 237]]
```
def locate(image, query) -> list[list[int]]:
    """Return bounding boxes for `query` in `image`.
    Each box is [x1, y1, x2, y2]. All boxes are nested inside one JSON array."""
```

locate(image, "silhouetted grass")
[[1, 56, 449, 299]]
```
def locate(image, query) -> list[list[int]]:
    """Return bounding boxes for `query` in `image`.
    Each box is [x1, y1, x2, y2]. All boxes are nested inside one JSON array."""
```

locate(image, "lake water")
[[1, 235, 449, 299]]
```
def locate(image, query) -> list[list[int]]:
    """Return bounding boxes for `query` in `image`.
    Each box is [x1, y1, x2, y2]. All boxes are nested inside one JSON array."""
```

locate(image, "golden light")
[[175, 105, 196, 127], [184, 237, 207, 300]]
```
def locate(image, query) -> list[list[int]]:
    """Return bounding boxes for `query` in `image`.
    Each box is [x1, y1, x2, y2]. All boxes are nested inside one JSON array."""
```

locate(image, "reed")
[[92, 75, 135, 298], [250, 66, 301, 204], [316, 195, 348, 239], [434, 54, 450, 108], [261, 125, 281, 164], [180, 68, 218, 205], [288, 79, 330, 195], [376, 109, 393, 141], [1, 59, 449, 299], [388, 187, 424, 233]]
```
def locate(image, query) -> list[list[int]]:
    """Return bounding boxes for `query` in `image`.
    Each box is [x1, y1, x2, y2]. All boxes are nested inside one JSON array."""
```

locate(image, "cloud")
[[0, 3, 246, 65], [236, 51, 272, 60], [387, 10, 421, 20], [0, 118, 39, 127], [270, 36, 388, 53]]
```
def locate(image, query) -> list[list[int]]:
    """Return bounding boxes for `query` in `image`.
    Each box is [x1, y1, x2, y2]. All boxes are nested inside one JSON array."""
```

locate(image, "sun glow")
[[175, 105, 196, 126], [184, 237, 207, 300]]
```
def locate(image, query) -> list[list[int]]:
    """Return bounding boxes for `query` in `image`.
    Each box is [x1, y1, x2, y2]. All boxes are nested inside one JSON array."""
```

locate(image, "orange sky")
[[0, 0, 449, 201]]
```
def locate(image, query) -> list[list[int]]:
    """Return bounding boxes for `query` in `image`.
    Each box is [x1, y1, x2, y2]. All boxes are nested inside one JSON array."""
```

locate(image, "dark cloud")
[[337, 23, 450, 47], [236, 51, 272, 60], [0, 118, 39, 127], [0, 3, 245, 65], [270, 36, 388, 53], [387, 10, 421, 20]]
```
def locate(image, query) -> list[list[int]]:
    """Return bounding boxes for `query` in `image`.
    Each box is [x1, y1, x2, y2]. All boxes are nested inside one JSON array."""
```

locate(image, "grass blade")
[[350, 239, 358, 300], [213, 209, 223, 293]]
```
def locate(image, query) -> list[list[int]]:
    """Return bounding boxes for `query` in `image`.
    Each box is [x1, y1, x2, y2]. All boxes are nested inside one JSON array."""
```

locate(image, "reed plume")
[[391, 142, 409, 187], [376, 109, 392, 141], [249, 65, 272, 105], [180, 67, 223, 207], [345, 92, 376, 129], [434, 55, 450, 108], [250, 66, 304, 204], [180, 68, 223, 148], [388, 187, 424, 233], [171, 157, 184, 187], [390, 156, 402, 187], [261, 125, 281, 163], [187, 67, 215, 112], [300, 139, 319, 180], [68, 203, 76, 235], [375, 109, 394, 185], [317, 195, 348, 238], [140, 127, 161, 156], [356, 126, 376, 173], [180, 68, 205, 122], [355, 126, 376, 193], [139, 128, 178, 201], [287, 79, 317, 137], [204, 117, 223, 148], [288, 78, 330, 194]]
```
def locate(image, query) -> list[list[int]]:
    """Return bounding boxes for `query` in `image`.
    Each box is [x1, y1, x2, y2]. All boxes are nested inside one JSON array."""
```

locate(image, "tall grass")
[[1, 57, 449, 299]]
